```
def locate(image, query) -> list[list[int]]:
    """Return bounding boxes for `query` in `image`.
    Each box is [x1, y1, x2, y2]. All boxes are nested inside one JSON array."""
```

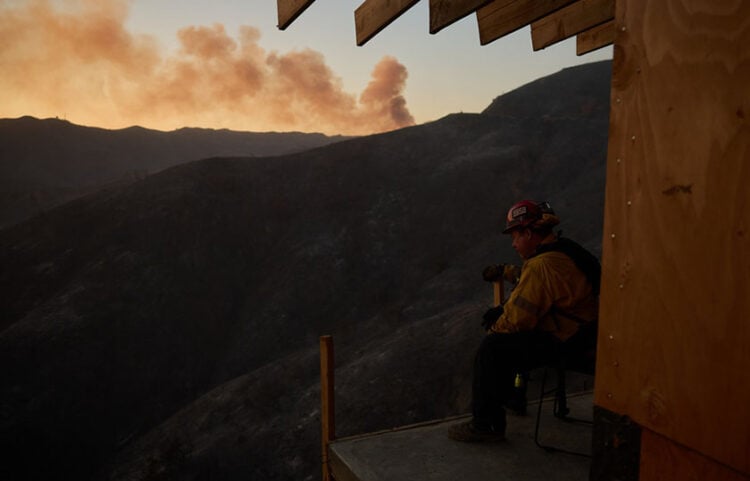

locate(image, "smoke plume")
[[0, 0, 415, 135]]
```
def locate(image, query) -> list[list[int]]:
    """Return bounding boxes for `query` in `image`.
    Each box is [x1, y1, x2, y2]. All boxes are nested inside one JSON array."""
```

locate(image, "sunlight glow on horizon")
[[0, 0, 612, 135]]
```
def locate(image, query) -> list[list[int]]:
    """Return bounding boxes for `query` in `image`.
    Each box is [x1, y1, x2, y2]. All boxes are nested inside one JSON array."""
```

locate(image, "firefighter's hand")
[[482, 264, 502, 282], [481, 305, 503, 331], [502, 264, 521, 284]]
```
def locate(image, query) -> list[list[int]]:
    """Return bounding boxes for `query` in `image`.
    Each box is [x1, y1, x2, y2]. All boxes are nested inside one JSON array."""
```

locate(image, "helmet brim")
[[502, 222, 522, 234]]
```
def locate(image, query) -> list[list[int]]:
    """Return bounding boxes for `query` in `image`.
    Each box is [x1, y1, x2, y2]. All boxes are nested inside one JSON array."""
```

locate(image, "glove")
[[482, 264, 502, 282], [481, 305, 504, 331]]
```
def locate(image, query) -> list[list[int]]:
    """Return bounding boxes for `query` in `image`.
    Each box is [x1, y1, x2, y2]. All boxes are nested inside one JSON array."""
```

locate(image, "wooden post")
[[493, 278, 504, 307], [319, 335, 334, 481]]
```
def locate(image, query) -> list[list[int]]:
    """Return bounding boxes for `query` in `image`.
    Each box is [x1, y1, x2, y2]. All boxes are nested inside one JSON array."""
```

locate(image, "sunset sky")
[[1, 0, 612, 135]]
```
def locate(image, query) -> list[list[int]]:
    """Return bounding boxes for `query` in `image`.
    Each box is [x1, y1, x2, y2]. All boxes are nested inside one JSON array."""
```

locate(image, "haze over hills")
[[0, 118, 348, 228], [0, 60, 611, 480]]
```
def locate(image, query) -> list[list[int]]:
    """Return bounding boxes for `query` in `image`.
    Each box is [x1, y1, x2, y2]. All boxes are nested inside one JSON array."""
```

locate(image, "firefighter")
[[448, 200, 600, 442]]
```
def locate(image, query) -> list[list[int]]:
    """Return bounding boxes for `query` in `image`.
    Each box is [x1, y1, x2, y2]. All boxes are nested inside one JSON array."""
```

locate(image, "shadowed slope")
[[0, 117, 348, 228]]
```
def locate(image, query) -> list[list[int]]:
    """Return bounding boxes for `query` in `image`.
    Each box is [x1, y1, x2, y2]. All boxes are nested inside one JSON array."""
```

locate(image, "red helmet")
[[502, 200, 559, 234]]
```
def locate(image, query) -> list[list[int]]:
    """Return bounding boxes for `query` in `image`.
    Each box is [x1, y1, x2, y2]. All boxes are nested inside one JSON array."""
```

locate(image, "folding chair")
[[533, 322, 597, 457]]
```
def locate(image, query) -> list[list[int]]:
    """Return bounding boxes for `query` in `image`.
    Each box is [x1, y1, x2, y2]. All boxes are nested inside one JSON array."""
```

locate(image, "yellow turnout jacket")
[[490, 236, 598, 342]]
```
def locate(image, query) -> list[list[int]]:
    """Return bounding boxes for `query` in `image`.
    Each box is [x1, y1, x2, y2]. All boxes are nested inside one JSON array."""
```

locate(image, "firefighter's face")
[[510, 228, 535, 259]]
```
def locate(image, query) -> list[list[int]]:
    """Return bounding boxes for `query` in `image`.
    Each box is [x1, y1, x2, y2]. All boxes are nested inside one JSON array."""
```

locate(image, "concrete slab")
[[329, 392, 593, 481]]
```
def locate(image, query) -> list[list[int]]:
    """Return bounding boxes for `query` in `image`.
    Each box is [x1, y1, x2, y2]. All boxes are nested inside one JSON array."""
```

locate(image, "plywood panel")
[[277, 0, 315, 30], [476, 0, 577, 46], [640, 429, 750, 481], [355, 0, 421, 46], [430, 0, 491, 34], [596, 0, 750, 475], [576, 19, 615, 55], [530, 0, 614, 50]]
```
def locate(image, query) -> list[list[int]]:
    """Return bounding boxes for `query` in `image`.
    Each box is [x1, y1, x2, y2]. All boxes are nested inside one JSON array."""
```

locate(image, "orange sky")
[[0, 0, 415, 135]]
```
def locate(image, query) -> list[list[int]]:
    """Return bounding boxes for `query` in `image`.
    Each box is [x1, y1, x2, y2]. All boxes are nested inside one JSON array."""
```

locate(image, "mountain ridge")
[[0, 116, 349, 228]]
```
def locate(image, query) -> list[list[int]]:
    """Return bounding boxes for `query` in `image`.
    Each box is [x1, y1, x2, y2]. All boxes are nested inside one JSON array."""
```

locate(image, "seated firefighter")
[[448, 200, 600, 442]]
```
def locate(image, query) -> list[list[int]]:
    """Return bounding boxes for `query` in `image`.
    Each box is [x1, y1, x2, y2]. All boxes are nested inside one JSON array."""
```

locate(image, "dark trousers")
[[471, 331, 560, 430]]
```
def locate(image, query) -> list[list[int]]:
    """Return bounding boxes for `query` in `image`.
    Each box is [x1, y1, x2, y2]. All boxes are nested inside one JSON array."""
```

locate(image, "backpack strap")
[[533, 236, 601, 296]]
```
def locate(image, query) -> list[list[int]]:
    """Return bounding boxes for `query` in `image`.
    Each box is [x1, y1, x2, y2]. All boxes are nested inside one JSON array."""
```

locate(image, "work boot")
[[447, 421, 505, 443]]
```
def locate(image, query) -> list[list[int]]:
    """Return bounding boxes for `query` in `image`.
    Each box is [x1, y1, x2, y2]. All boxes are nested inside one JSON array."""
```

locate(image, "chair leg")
[[533, 366, 592, 458], [554, 366, 570, 419], [533, 367, 549, 450]]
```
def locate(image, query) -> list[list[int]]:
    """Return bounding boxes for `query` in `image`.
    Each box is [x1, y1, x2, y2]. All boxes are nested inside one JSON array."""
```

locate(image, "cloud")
[[0, 0, 415, 135]]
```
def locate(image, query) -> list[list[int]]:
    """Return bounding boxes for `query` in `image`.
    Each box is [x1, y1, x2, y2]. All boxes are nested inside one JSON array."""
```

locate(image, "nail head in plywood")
[[530, 0, 614, 51], [277, 0, 316, 30], [355, 0, 421, 46], [476, 0, 578, 46]]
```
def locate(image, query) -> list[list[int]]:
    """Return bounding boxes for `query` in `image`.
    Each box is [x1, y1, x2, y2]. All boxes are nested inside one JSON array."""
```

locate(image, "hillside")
[[0, 60, 611, 481], [0, 118, 348, 228]]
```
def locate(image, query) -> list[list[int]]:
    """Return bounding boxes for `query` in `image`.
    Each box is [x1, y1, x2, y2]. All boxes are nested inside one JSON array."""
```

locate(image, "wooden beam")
[[493, 279, 504, 306], [320, 335, 335, 481], [530, 0, 614, 51], [355, 0, 421, 46], [277, 0, 315, 30], [476, 0, 578, 46], [429, 0, 491, 34], [576, 19, 615, 55]]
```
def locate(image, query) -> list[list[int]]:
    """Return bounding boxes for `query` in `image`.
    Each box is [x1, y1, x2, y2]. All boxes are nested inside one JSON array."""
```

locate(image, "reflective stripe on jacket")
[[490, 243, 598, 341]]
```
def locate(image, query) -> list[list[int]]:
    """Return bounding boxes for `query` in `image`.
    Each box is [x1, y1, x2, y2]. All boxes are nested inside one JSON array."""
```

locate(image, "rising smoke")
[[0, 0, 415, 135]]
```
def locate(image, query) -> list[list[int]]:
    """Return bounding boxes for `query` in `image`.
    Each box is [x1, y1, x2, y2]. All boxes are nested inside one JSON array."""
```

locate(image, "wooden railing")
[[320, 335, 335, 481]]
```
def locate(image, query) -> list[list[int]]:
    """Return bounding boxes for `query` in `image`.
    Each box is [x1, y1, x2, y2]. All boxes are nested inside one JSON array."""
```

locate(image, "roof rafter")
[[576, 19, 615, 55], [277, 0, 316, 30], [276, 0, 613, 58], [476, 0, 578, 46], [355, 0, 421, 46], [530, 0, 614, 51], [429, 0, 492, 34]]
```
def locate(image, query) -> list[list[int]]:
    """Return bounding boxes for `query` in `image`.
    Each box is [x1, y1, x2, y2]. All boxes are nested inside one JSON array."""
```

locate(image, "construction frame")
[[277, 1, 750, 479]]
